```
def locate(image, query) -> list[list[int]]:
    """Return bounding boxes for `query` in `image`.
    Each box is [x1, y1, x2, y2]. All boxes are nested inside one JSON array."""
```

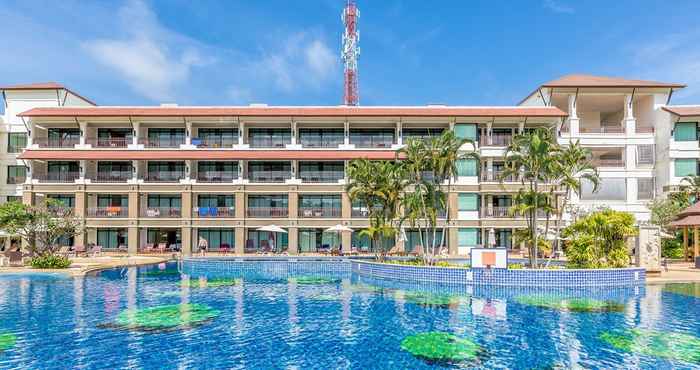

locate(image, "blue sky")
[[3, 0, 700, 106]]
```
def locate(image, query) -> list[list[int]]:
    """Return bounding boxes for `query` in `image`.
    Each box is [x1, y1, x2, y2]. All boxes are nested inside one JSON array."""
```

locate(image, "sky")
[[3, 0, 700, 107]]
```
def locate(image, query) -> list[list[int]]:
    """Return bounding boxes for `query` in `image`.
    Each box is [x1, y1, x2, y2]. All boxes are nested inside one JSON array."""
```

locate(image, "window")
[[6, 165, 26, 184], [299, 128, 344, 147], [349, 129, 395, 147], [638, 178, 654, 200], [405, 229, 445, 253], [198, 161, 238, 174], [148, 128, 185, 145], [7, 133, 27, 153], [46, 194, 75, 209], [580, 178, 627, 201], [197, 128, 237, 147], [674, 122, 698, 141], [198, 195, 234, 208], [458, 193, 479, 211], [6, 196, 21, 203], [248, 195, 288, 208], [456, 159, 478, 177], [458, 228, 480, 247], [454, 124, 477, 141], [675, 159, 698, 177], [147, 195, 181, 208], [97, 229, 127, 249], [402, 128, 445, 142], [636, 145, 654, 166], [351, 229, 394, 252], [97, 195, 128, 207], [247, 230, 288, 252], [198, 229, 234, 250], [299, 228, 339, 252], [248, 128, 291, 147]]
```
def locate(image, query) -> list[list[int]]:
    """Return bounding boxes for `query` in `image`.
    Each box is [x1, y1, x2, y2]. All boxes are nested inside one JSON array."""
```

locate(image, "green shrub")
[[508, 263, 524, 269], [661, 238, 684, 258], [29, 254, 72, 269], [562, 209, 637, 269]]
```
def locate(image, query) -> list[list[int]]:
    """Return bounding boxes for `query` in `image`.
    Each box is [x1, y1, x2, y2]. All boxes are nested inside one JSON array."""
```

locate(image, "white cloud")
[[543, 0, 574, 14]]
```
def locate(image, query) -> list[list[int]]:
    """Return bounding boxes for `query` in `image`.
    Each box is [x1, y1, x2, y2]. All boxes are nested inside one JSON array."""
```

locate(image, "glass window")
[[351, 229, 395, 252], [148, 128, 185, 143], [198, 195, 235, 208], [97, 229, 127, 249], [636, 145, 654, 166], [198, 229, 234, 250], [404, 229, 445, 253], [6, 165, 26, 184], [7, 133, 27, 153], [147, 229, 181, 246], [246, 230, 288, 252], [147, 195, 181, 208], [46, 194, 75, 208], [675, 159, 698, 177], [580, 178, 627, 201], [458, 193, 479, 211], [674, 122, 698, 141], [638, 178, 654, 200], [97, 195, 128, 207], [6, 196, 21, 203], [48, 161, 79, 174], [458, 228, 479, 247], [299, 228, 339, 252], [299, 128, 344, 147], [454, 123, 477, 141], [457, 159, 478, 177]]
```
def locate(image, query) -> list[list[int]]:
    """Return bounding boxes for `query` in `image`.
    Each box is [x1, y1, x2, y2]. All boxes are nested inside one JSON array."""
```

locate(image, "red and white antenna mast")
[[341, 0, 360, 106]]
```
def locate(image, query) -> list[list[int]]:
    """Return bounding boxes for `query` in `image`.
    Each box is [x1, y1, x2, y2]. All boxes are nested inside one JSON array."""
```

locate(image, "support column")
[[131, 121, 140, 146], [624, 94, 636, 135], [567, 94, 579, 136], [290, 121, 297, 145], [238, 122, 245, 146], [486, 121, 493, 145], [182, 189, 192, 220], [487, 158, 494, 181], [75, 190, 86, 247], [396, 121, 402, 146], [128, 227, 138, 255], [694, 226, 699, 260], [235, 227, 245, 254], [288, 191, 298, 220], [79, 160, 86, 182], [78, 121, 87, 147], [341, 193, 352, 219], [182, 226, 192, 256], [344, 120, 350, 146], [342, 231, 352, 253], [684, 227, 689, 262], [185, 120, 192, 146], [287, 227, 298, 254], [448, 228, 458, 256]]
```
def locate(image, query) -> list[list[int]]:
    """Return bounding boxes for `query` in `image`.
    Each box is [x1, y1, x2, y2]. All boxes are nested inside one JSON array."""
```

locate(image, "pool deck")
[[646, 262, 700, 284], [0, 255, 171, 276]]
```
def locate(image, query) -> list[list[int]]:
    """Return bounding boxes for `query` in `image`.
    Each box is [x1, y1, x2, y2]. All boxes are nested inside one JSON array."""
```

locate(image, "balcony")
[[299, 171, 344, 183], [197, 171, 238, 183], [579, 124, 625, 134], [36, 172, 80, 183], [591, 159, 625, 168], [247, 207, 288, 218], [298, 207, 341, 218], [195, 137, 237, 148], [482, 206, 513, 218], [479, 133, 513, 147], [139, 137, 185, 148], [34, 137, 79, 148], [249, 136, 290, 148], [7, 176, 26, 185], [93, 171, 132, 183], [248, 171, 291, 183], [141, 207, 181, 218], [89, 137, 130, 148], [193, 207, 236, 218], [87, 207, 128, 218], [299, 129, 344, 148], [350, 136, 394, 148], [143, 171, 185, 183], [481, 171, 516, 182]]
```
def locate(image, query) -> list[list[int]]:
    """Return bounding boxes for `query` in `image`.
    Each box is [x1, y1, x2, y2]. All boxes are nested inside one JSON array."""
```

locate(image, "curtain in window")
[[458, 228, 479, 247], [456, 159, 478, 176], [454, 123, 477, 141], [674, 122, 698, 141]]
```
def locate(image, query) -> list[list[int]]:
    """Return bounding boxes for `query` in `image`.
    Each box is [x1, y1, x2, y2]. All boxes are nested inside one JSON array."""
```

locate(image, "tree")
[[0, 199, 83, 256], [398, 131, 478, 264], [550, 140, 600, 254], [648, 192, 692, 258], [562, 209, 637, 268], [346, 159, 405, 261], [681, 175, 700, 202], [501, 128, 559, 267]]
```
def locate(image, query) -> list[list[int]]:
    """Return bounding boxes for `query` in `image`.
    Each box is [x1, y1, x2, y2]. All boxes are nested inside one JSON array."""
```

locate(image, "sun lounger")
[[73, 245, 87, 257], [5, 251, 25, 267], [88, 246, 102, 257]]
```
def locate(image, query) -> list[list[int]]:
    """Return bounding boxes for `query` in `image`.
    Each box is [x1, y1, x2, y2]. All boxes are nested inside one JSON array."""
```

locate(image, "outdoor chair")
[[74, 245, 87, 257], [88, 246, 103, 257], [5, 251, 25, 267], [219, 243, 230, 254]]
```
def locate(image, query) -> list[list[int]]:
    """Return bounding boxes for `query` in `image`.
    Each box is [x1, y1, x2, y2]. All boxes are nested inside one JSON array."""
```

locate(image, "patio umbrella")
[[488, 228, 496, 247], [325, 224, 352, 250], [256, 225, 287, 253]]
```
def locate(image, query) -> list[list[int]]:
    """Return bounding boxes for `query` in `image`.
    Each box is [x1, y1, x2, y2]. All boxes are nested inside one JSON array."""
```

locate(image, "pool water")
[[0, 261, 699, 369]]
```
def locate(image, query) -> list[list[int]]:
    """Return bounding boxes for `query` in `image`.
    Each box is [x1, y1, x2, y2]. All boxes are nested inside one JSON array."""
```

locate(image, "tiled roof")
[[0, 82, 97, 106], [541, 74, 685, 88], [662, 106, 700, 117], [18, 106, 567, 118], [18, 150, 401, 161]]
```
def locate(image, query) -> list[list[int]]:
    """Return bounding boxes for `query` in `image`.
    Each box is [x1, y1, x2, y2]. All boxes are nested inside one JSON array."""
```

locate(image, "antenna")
[[341, 0, 360, 106]]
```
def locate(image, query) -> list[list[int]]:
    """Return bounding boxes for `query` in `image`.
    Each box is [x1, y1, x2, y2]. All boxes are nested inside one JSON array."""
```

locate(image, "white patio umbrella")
[[325, 224, 353, 251], [256, 225, 287, 253]]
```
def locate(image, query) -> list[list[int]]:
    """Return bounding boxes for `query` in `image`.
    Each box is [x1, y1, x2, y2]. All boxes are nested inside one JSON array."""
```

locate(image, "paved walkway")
[[0, 255, 170, 276], [646, 262, 700, 284]]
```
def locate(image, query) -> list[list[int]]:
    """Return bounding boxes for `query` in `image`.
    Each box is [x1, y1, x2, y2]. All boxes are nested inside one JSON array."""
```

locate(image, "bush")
[[29, 254, 72, 269], [562, 209, 637, 269], [662, 238, 684, 259]]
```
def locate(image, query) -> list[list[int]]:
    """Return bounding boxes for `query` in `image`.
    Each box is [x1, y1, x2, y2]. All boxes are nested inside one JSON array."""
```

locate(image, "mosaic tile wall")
[[351, 261, 646, 287], [183, 258, 351, 279]]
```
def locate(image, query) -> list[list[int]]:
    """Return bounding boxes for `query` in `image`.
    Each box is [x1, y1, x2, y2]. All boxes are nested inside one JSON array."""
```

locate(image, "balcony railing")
[[34, 137, 79, 148], [298, 207, 341, 218], [591, 159, 625, 167], [636, 126, 654, 134], [300, 138, 344, 148], [351, 208, 370, 218], [87, 207, 128, 218], [89, 137, 130, 148], [93, 172, 132, 183], [579, 125, 625, 134], [36, 172, 80, 183], [197, 171, 238, 183], [249, 136, 290, 148], [247, 207, 288, 218], [193, 207, 235, 217], [350, 137, 394, 148], [479, 133, 513, 147], [6, 176, 26, 185], [482, 207, 514, 218], [141, 207, 181, 218], [299, 171, 344, 183], [140, 137, 185, 148], [248, 171, 291, 183], [196, 137, 237, 148], [144, 172, 185, 182], [480, 171, 516, 182]]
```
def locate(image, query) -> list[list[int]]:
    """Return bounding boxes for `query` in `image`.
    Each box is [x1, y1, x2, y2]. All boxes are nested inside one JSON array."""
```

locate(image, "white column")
[[290, 121, 297, 145], [78, 121, 88, 147], [130, 160, 139, 183], [396, 121, 403, 146], [626, 145, 636, 171], [487, 158, 494, 181], [184, 120, 193, 147], [487, 121, 493, 145], [184, 160, 193, 183], [129, 121, 141, 148], [568, 94, 579, 136], [79, 160, 86, 183], [624, 94, 636, 135], [518, 120, 525, 134]]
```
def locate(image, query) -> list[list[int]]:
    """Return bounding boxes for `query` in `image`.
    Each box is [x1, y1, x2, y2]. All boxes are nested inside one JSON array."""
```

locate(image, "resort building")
[[0, 74, 693, 256]]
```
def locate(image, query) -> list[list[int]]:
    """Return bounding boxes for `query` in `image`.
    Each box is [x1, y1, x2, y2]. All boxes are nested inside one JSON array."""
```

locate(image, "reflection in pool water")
[[0, 261, 697, 369]]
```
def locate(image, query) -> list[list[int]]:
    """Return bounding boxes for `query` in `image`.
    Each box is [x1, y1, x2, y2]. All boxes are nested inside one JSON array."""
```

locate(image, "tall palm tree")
[[500, 128, 558, 267], [346, 159, 405, 261], [551, 140, 600, 253]]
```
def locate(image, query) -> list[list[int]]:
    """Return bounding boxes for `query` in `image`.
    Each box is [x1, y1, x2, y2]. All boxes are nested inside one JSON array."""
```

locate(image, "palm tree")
[[346, 159, 405, 261], [500, 128, 558, 267], [681, 175, 700, 202], [551, 140, 600, 253]]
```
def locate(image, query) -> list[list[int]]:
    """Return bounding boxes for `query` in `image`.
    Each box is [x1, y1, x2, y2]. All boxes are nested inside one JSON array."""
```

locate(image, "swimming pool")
[[0, 261, 698, 369]]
